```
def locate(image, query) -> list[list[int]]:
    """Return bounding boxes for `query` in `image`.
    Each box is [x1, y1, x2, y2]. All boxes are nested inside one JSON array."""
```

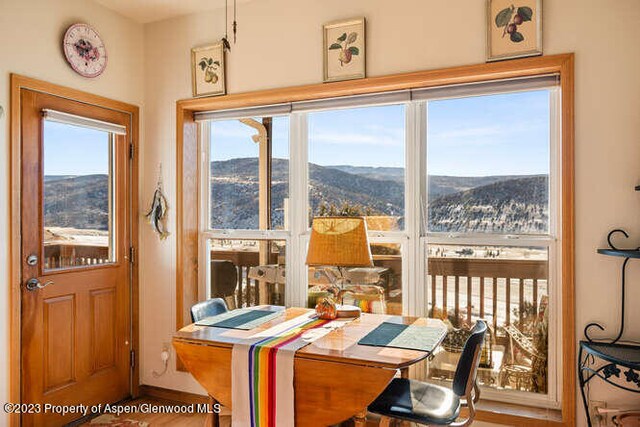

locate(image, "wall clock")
[[63, 23, 107, 78]]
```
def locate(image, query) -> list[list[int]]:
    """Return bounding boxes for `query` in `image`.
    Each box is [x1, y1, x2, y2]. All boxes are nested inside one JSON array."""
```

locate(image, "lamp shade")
[[306, 216, 373, 267]]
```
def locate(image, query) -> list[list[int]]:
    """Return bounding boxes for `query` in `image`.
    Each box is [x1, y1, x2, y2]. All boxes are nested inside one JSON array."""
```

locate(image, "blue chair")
[[190, 298, 228, 323], [368, 320, 488, 426], [190, 298, 230, 427]]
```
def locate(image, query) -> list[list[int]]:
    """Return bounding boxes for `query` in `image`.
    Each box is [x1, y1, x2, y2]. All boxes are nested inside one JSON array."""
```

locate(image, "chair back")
[[190, 298, 229, 323], [452, 320, 488, 397], [210, 260, 238, 298]]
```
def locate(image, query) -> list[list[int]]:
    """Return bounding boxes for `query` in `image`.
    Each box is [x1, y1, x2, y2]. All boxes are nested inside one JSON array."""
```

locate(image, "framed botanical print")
[[487, 0, 542, 62], [323, 17, 366, 82], [191, 42, 226, 97]]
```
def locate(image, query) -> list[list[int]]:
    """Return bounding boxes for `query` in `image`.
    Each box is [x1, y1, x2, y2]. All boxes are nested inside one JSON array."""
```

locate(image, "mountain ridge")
[[43, 158, 549, 234]]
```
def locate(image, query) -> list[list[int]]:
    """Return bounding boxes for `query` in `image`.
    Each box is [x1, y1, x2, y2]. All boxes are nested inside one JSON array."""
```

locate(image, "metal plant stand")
[[578, 229, 640, 427]]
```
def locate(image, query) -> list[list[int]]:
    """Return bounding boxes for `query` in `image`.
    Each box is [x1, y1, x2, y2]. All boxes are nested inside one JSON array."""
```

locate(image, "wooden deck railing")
[[427, 257, 548, 333], [47, 244, 547, 337], [44, 244, 110, 269]]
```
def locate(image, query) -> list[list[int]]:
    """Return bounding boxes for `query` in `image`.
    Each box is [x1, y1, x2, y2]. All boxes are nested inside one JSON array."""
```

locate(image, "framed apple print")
[[487, 0, 542, 62], [323, 18, 366, 83], [191, 42, 226, 98], [63, 23, 108, 78]]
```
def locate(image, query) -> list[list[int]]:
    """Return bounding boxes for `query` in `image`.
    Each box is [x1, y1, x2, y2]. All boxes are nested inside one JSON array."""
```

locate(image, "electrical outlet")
[[589, 400, 607, 426], [161, 342, 171, 361]]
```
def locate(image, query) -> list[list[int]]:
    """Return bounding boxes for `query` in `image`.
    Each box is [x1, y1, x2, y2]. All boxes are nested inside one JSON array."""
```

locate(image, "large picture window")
[[424, 89, 557, 406], [198, 77, 561, 408]]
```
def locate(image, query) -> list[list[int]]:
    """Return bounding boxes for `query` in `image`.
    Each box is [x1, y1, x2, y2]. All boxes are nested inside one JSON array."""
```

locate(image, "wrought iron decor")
[[578, 228, 640, 427], [585, 229, 640, 343]]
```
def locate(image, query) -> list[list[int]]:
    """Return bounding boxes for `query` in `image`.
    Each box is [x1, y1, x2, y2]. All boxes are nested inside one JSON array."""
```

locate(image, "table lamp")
[[306, 216, 373, 318]]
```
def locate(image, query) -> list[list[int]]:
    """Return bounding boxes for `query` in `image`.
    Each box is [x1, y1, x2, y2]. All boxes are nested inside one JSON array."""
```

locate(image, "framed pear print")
[[323, 17, 366, 82], [191, 42, 226, 97], [487, 0, 542, 62]]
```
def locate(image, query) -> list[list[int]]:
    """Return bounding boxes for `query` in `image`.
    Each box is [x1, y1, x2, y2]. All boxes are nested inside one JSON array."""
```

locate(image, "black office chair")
[[368, 320, 488, 427], [190, 298, 229, 323]]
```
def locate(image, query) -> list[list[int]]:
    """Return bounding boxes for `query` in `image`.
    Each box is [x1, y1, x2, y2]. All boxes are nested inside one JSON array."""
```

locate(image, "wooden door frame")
[[9, 74, 140, 426], [175, 54, 575, 426]]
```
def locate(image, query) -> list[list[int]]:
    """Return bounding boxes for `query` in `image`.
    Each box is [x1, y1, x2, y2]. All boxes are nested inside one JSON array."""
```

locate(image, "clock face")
[[63, 24, 107, 78]]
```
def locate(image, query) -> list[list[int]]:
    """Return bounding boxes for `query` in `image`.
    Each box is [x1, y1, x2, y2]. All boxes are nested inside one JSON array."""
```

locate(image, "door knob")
[[25, 278, 54, 291]]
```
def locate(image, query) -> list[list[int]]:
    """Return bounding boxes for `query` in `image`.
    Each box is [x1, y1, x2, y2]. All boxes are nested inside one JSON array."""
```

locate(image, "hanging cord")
[[233, 0, 237, 44], [222, 0, 231, 51], [156, 163, 163, 191]]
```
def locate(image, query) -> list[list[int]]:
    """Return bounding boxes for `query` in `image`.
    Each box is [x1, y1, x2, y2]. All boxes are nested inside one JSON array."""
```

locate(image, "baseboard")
[[139, 384, 209, 405]]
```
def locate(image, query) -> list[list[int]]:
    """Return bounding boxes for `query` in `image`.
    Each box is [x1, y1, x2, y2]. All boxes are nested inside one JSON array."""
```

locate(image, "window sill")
[[462, 400, 564, 426]]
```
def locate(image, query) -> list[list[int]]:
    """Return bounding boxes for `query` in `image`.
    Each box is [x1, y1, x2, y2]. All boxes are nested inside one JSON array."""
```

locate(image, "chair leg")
[[378, 416, 392, 427], [207, 396, 220, 427]]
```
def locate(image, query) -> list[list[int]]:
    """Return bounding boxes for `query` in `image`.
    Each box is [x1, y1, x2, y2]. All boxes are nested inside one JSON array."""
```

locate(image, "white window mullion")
[[287, 112, 309, 308], [198, 122, 211, 301], [548, 86, 563, 407], [403, 102, 426, 317]]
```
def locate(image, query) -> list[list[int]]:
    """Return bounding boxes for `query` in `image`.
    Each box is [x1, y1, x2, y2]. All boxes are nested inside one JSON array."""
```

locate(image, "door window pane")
[[209, 116, 289, 230], [209, 239, 286, 307], [308, 105, 405, 231], [427, 90, 550, 234], [43, 121, 114, 269], [426, 244, 549, 394]]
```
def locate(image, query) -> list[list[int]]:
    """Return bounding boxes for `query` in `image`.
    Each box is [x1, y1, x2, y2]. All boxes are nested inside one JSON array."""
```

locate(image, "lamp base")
[[336, 304, 361, 318]]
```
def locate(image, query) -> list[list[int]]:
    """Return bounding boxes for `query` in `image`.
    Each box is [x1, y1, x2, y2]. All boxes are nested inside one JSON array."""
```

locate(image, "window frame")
[[418, 85, 562, 409], [177, 54, 575, 426], [200, 87, 561, 408]]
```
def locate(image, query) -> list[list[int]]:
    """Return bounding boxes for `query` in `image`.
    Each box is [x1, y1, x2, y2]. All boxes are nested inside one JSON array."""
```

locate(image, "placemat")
[[358, 321, 447, 352], [195, 308, 281, 330]]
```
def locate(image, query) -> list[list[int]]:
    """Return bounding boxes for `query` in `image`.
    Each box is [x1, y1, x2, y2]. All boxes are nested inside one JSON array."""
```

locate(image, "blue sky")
[[44, 121, 110, 175], [209, 89, 550, 177], [427, 90, 550, 176], [45, 89, 550, 177]]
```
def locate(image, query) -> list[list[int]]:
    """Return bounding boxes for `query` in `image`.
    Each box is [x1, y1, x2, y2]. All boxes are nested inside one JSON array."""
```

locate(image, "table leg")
[[354, 409, 367, 427], [400, 368, 409, 379]]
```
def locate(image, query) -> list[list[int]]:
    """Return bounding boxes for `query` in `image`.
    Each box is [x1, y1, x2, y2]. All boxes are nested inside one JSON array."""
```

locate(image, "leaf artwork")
[[199, 56, 220, 85], [329, 30, 360, 66], [494, 4, 534, 43], [495, 7, 513, 27], [517, 6, 533, 21]]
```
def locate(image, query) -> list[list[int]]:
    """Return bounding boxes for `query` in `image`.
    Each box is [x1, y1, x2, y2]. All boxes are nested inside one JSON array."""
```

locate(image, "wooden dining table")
[[173, 306, 447, 427]]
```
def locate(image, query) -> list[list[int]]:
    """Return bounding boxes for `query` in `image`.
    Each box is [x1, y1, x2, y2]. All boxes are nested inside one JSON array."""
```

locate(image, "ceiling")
[[94, 0, 246, 24]]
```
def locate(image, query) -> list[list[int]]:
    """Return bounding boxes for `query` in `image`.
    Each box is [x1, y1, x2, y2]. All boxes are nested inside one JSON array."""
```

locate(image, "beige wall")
[[0, 0, 144, 423], [141, 1, 640, 426]]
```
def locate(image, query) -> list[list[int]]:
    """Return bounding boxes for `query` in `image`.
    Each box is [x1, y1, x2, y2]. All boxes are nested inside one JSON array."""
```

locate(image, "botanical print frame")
[[191, 42, 226, 97], [323, 17, 366, 83], [487, 0, 542, 62]]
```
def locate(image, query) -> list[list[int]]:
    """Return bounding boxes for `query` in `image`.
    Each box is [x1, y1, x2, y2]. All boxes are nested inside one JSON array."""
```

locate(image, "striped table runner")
[[231, 312, 341, 427]]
